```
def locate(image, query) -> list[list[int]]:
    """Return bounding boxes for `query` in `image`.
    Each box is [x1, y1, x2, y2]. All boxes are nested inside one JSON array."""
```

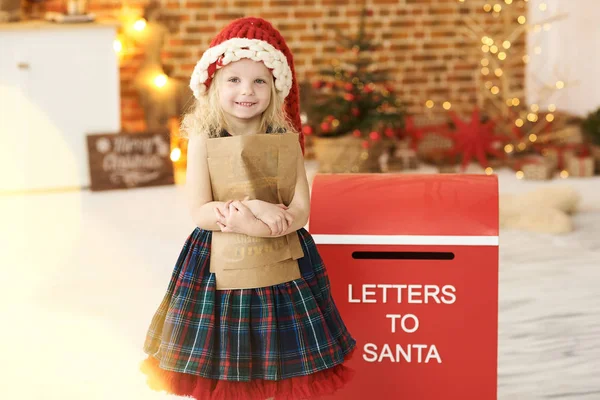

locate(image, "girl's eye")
[[255, 79, 266, 84], [228, 77, 239, 83]]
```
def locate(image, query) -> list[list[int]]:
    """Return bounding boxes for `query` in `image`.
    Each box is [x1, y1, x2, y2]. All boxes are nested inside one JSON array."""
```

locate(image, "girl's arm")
[[215, 201, 273, 236], [251, 142, 310, 238], [242, 199, 294, 234], [185, 134, 234, 231]]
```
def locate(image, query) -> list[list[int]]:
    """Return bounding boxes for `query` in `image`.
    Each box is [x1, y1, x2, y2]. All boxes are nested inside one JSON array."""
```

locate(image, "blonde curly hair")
[[180, 68, 296, 139]]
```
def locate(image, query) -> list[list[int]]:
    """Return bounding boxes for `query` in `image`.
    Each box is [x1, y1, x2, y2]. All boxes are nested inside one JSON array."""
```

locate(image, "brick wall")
[[44, 0, 527, 131]]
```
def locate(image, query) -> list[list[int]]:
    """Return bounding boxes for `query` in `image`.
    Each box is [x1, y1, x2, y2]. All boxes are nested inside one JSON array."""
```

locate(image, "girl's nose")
[[241, 83, 254, 96]]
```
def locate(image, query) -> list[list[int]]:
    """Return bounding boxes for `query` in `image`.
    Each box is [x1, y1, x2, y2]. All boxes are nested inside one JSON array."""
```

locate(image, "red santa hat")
[[189, 17, 304, 152]]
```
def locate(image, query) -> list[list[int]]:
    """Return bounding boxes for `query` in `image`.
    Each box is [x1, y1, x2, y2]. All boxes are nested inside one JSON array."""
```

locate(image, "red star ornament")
[[442, 108, 507, 171]]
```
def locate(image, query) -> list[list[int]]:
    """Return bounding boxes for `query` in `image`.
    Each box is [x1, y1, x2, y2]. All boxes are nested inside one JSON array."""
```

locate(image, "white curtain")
[[526, 0, 600, 116]]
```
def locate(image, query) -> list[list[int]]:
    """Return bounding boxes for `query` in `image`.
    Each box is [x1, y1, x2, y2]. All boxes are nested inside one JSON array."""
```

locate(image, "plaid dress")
[[142, 227, 356, 400]]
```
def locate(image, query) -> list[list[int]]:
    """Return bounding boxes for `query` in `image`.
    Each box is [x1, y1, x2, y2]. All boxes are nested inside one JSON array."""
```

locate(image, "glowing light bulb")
[[498, 52, 507, 60], [503, 40, 511, 49], [490, 45, 498, 54], [484, 4, 492, 12], [113, 39, 123, 53], [529, 134, 537, 142], [481, 58, 490, 66], [505, 144, 514, 153], [491, 86, 500, 94], [134, 18, 147, 31], [485, 167, 494, 175], [512, 98, 520, 106], [154, 74, 168, 88], [426, 100, 434, 108], [548, 104, 556, 112], [482, 67, 490, 75], [515, 118, 524, 127], [170, 148, 181, 162], [516, 171, 524, 179], [560, 170, 569, 179], [495, 68, 503, 77], [546, 113, 555, 122], [482, 45, 490, 52], [518, 16, 526, 24], [493, 4, 502, 12], [556, 81, 565, 89], [505, 0, 513, 4], [443, 101, 452, 110]]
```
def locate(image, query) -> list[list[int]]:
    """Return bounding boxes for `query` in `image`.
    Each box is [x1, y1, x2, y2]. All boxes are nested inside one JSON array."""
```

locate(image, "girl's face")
[[217, 59, 272, 128]]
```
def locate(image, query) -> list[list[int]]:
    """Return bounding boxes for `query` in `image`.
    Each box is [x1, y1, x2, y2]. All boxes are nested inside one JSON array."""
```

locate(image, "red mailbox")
[[310, 174, 498, 400]]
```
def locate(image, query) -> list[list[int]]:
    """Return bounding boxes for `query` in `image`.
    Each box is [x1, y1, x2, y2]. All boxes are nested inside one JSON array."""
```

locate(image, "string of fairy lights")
[[423, 0, 573, 178]]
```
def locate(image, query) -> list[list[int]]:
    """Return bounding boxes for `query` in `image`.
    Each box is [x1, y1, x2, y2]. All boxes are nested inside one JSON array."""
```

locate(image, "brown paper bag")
[[206, 133, 304, 290]]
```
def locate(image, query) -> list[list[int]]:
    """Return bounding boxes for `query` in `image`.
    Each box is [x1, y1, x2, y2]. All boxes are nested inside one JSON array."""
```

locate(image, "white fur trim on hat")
[[189, 38, 293, 100]]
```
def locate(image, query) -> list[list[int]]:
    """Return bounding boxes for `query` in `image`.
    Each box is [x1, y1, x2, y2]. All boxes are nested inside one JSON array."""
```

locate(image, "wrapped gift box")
[[567, 156, 595, 177], [388, 147, 419, 171], [541, 145, 575, 170], [519, 156, 554, 180]]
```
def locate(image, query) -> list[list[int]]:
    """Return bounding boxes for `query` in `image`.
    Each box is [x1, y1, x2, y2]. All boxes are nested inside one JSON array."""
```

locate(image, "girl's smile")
[[235, 101, 257, 107]]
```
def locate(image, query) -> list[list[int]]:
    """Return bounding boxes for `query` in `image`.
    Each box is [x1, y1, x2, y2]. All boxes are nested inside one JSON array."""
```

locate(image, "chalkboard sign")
[[86, 131, 175, 191]]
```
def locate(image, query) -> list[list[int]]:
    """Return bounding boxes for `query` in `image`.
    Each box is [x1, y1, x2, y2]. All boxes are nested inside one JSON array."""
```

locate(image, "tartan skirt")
[[141, 228, 356, 400]]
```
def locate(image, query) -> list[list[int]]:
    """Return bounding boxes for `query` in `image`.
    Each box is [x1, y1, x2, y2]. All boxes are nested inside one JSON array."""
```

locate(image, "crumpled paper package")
[[206, 133, 304, 289]]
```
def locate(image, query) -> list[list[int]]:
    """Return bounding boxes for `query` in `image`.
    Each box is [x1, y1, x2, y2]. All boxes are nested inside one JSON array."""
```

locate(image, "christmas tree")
[[306, 8, 405, 139]]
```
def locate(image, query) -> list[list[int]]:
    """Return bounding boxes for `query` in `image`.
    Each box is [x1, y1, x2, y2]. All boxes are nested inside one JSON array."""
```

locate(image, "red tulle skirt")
[[140, 352, 354, 400]]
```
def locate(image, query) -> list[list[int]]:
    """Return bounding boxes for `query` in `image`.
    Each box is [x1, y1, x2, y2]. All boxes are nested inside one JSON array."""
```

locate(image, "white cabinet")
[[0, 21, 120, 192]]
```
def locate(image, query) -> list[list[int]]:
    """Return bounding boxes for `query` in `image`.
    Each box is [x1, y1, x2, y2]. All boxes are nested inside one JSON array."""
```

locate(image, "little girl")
[[141, 17, 356, 400]]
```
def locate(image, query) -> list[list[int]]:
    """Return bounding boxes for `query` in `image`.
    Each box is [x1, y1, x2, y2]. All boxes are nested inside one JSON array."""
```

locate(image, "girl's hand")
[[244, 199, 293, 236], [215, 200, 232, 231], [215, 200, 232, 220], [255, 203, 294, 236], [215, 200, 260, 234]]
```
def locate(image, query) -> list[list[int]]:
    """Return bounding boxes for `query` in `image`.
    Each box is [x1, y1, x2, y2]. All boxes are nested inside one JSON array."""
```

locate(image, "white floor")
[[1, 163, 599, 400]]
